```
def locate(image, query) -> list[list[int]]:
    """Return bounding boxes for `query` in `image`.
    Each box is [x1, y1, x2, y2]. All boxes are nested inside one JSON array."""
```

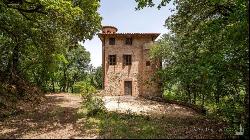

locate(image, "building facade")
[[98, 26, 161, 97]]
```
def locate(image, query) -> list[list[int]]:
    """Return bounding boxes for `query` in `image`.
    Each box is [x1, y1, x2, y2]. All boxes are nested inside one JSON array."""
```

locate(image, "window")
[[109, 55, 116, 65], [109, 38, 115, 45], [146, 61, 150, 66], [123, 55, 132, 65], [125, 38, 132, 45]]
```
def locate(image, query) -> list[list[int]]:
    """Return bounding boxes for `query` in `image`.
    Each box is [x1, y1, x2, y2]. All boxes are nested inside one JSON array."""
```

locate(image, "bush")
[[73, 81, 96, 93], [82, 92, 106, 116], [163, 90, 186, 101], [76, 81, 106, 116]]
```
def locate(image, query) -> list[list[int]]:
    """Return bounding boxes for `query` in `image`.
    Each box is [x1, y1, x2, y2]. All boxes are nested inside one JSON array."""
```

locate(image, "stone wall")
[[141, 47, 162, 97], [101, 34, 161, 97]]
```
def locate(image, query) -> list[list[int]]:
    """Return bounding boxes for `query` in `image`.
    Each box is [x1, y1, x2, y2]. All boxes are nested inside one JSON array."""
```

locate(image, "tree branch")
[[19, 11, 32, 20], [3, 0, 47, 14]]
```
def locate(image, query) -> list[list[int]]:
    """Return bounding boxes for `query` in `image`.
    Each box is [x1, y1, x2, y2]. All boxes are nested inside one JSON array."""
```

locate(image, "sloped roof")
[[98, 33, 160, 35], [98, 33, 160, 40]]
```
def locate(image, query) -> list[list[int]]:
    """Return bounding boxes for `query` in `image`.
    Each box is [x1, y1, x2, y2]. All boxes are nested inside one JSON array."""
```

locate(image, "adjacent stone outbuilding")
[[98, 26, 161, 97]]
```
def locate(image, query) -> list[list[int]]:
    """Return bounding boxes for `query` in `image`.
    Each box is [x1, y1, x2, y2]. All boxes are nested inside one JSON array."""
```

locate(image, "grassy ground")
[[77, 108, 231, 139], [0, 93, 233, 139]]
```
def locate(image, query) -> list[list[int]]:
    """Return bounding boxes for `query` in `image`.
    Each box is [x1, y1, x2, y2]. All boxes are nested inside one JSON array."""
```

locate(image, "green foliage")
[[0, 0, 101, 91], [0, 0, 101, 118], [73, 81, 96, 94], [74, 80, 105, 116], [56, 45, 91, 92], [89, 66, 103, 89], [80, 86, 106, 116], [163, 87, 187, 101], [136, 0, 249, 136]]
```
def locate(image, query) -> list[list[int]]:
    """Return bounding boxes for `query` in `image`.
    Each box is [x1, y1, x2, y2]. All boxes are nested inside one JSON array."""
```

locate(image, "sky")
[[81, 0, 174, 68]]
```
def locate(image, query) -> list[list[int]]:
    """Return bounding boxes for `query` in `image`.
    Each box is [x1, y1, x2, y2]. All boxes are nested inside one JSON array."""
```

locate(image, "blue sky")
[[81, 0, 174, 67]]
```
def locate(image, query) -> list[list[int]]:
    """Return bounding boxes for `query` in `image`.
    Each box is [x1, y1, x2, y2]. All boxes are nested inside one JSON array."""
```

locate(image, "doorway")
[[124, 81, 132, 95]]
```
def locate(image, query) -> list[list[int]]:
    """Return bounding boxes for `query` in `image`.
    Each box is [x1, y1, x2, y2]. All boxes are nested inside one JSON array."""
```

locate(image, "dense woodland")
[[0, 0, 102, 117], [136, 0, 249, 136], [0, 0, 249, 138]]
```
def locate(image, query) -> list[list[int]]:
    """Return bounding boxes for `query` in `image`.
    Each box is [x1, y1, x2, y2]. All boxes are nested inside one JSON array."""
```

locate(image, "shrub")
[[73, 81, 96, 93], [77, 81, 106, 116], [83, 92, 106, 116]]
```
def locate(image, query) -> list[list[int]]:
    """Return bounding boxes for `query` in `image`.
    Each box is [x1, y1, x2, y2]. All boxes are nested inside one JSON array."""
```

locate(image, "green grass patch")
[[79, 111, 168, 139], [76, 109, 231, 139]]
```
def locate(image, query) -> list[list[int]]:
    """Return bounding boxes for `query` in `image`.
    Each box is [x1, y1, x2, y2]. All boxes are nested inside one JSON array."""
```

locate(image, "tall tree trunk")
[[192, 92, 196, 104], [71, 84, 74, 93], [66, 81, 69, 92], [5, 53, 13, 81], [186, 84, 191, 103], [244, 83, 249, 136], [243, 68, 249, 136], [52, 75, 55, 92], [62, 67, 66, 92], [202, 94, 205, 107], [10, 44, 20, 81], [215, 79, 221, 104], [215, 93, 220, 104]]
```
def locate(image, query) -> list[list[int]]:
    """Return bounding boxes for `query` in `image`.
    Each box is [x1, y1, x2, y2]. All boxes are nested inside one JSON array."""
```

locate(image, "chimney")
[[101, 26, 118, 34]]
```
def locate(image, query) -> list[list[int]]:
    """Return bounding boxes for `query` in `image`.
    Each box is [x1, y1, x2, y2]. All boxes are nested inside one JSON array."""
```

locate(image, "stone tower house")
[[98, 26, 161, 97]]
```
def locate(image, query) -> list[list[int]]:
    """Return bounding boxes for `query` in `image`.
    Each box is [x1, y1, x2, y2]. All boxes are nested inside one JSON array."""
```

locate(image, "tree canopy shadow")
[[0, 94, 87, 139], [82, 111, 231, 139]]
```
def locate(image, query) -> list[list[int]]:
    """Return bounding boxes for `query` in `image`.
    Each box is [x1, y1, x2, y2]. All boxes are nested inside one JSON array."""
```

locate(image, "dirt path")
[[103, 96, 198, 117], [0, 93, 97, 139], [0, 94, 228, 139]]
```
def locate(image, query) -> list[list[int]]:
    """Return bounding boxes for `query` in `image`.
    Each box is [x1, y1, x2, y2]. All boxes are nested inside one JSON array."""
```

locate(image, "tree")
[[57, 44, 90, 93], [136, 0, 249, 136], [91, 66, 103, 89], [0, 0, 101, 86], [0, 0, 102, 116]]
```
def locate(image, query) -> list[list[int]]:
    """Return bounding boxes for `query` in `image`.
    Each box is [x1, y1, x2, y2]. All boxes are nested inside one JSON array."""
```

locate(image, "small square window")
[[123, 55, 132, 65], [125, 38, 132, 45], [146, 61, 150, 66], [109, 55, 116, 65], [109, 38, 115, 45]]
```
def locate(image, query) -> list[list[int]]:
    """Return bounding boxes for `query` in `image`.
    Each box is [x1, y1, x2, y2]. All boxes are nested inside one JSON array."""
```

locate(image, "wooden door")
[[124, 81, 132, 95]]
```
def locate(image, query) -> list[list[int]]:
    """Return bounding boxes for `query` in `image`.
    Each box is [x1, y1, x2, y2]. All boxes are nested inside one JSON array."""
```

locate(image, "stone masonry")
[[98, 26, 161, 97]]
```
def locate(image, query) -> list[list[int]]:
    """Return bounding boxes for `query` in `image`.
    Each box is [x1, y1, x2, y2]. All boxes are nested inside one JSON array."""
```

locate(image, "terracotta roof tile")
[[98, 33, 160, 37], [99, 33, 159, 35]]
